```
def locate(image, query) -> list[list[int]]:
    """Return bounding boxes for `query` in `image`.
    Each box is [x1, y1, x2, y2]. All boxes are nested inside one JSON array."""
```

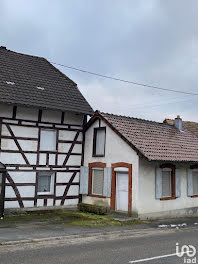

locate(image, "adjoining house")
[[80, 111, 198, 219], [0, 47, 93, 217]]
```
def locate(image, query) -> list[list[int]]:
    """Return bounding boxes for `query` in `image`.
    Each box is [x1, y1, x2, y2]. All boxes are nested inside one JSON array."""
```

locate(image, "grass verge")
[[0, 209, 145, 227]]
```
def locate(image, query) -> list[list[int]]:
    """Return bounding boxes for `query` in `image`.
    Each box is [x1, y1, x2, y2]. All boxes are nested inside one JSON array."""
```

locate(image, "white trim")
[[37, 172, 54, 195], [114, 167, 129, 172]]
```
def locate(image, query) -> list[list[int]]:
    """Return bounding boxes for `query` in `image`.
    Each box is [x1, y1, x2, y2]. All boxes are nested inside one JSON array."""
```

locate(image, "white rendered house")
[[80, 111, 198, 219]]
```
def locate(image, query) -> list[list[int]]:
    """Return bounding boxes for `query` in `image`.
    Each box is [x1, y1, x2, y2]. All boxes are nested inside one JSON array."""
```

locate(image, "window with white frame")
[[92, 168, 104, 196], [192, 171, 198, 195], [93, 127, 106, 156], [162, 169, 172, 198], [37, 173, 54, 195], [40, 129, 56, 151]]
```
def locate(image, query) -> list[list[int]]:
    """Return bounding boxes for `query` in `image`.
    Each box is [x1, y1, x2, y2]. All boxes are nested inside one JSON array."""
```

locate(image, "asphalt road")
[[0, 227, 197, 264]]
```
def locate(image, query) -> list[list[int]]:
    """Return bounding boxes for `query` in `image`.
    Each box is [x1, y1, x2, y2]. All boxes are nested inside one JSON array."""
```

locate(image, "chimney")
[[174, 115, 182, 131]]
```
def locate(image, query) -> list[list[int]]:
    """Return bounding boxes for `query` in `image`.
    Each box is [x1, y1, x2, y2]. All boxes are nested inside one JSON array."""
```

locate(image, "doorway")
[[111, 162, 132, 215], [116, 172, 128, 212]]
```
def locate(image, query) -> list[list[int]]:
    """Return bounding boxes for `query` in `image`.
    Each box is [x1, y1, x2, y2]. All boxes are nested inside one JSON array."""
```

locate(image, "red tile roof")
[[164, 119, 198, 138], [88, 111, 198, 162]]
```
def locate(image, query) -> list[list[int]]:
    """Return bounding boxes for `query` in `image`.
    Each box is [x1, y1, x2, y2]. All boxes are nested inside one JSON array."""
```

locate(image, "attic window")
[[37, 86, 45, 90], [6, 81, 15, 85]]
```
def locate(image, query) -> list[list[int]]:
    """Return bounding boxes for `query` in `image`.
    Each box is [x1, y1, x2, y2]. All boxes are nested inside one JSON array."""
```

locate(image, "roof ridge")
[[98, 110, 167, 126]]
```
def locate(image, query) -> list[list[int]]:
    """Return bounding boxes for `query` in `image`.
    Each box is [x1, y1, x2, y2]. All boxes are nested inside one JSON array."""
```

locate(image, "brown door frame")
[[111, 162, 132, 215], [0, 169, 6, 218]]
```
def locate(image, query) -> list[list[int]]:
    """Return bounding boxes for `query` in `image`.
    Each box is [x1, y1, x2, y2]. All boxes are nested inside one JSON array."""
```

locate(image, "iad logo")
[[176, 243, 197, 263]]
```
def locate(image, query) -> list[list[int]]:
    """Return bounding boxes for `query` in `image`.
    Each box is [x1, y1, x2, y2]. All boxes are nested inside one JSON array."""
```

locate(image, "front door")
[[0, 172, 5, 218], [116, 172, 128, 212]]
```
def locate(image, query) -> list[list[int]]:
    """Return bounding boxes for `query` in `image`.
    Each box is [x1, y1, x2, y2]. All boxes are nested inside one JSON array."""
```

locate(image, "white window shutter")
[[187, 169, 193, 197], [175, 169, 181, 197], [80, 166, 89, 195], [155, 168, 162, 199], [40, 130, 56, 151], [103, 167, 112, 198]]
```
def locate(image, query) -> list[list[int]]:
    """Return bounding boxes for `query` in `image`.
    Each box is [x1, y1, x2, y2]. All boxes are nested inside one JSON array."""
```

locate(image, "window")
[[156, 164, 176, 200], [162, 169, 172, 198], [40, 129, 56, 151], [37, 173, 54, 195], [92, 168, 104, 196], [93, 127, 106, 157], [88, 162, 106, 197], [192, 171, 198, 195]]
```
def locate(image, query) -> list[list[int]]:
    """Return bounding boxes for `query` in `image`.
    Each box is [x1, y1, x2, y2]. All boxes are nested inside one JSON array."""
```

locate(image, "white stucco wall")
[[138, 159, 198, 218], [83, 119, 139, 213]]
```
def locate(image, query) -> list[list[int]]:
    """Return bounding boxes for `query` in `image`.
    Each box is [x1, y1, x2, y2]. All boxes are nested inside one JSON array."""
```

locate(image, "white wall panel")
[[47, 199, 53, 206], [18, 140, 38, 151], [0, 104, 13, 118], [42, 110, 61, 123], [9, 172, 36, 183], [58, 143, 71, 153], [49, 154, 55, 165], [64, 112, 83, 125], [56, 200, 61, 206], [11, 126, 38, 138], [5, 186, 16, 198], [1, 125, 11, 136], [39, 154, 46, 165], [1, 139, 18, 150], [64, 199, 78, 206], [66, 155, 81, 166], [59, 131, 77, 140], [26, 154, 37, 165], [0, 152, 26, 164], [67, 185, 79, 196], [18, 186, 35, 197], [73, 144, 82, 153], [16, 107, 39, 121], [56, 172, 73, 183], [56, 186, 65, 196], [37, 199, 44, 207], [5, 201, 20, 208], [23, 201, 34, 207]]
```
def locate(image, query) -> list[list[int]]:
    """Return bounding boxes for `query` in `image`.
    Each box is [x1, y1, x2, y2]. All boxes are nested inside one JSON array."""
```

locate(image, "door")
[[0, 172, 5, 218], [116, 172, 128, 212]]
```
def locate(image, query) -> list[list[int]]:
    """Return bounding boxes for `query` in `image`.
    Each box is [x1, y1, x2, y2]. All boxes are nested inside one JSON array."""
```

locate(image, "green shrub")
[[78, 203, 108, 215]]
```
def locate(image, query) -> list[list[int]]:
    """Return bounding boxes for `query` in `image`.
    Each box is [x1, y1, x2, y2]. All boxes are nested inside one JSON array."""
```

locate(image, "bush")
[[78, 203, 108, 215]]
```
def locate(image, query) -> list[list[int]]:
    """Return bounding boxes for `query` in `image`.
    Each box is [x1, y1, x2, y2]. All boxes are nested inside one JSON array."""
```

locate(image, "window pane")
[[92, 169, 104, 195], [38, 175, 51, 193], [193, 171, 198, 195], [96, 129, 105, 155], [162, 171, 171, 197], [40, 130, 56, 151]]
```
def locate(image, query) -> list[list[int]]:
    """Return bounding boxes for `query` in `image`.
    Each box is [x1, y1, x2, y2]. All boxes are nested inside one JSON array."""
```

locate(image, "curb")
[[0, 228, 157, 246]]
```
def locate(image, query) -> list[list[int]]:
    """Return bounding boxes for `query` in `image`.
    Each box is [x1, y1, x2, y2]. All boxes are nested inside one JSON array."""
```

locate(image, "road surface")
[[0, 226, 197, 264]]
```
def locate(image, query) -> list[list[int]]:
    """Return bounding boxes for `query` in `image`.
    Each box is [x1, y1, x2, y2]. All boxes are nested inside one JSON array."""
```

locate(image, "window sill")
[[160, 196, 177, 201], [92, 154, 105, 157], [191, 195, 198, 198], [37, 192, 53, 196], [88, 194, 106, 198]]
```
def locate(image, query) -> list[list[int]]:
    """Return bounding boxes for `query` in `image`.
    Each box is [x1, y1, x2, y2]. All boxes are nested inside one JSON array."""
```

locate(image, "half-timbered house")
[[0, 46, 93, 217]]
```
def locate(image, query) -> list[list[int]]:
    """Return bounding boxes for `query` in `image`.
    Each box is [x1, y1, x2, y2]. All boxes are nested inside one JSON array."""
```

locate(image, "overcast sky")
[[1, 0, 198, 122]]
